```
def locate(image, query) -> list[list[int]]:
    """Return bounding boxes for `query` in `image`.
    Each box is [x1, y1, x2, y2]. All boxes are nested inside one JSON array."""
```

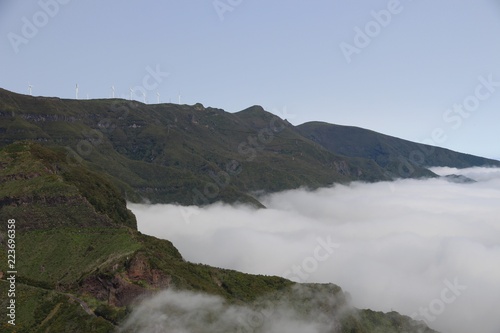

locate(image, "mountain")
[[296, 121, 500, 178], [0, 142, 438, 332], [0, 88, 393, 206], [0, 88, 496, 332], [3, 88, 497, 207]]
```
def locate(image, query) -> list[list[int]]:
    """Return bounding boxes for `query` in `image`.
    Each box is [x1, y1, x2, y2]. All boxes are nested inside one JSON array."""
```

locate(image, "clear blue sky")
[[2, 0, 500, 159]]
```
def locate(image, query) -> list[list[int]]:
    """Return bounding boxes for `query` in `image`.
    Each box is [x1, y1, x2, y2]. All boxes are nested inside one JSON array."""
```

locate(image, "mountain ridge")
[[296, 121, 499, 173], [1, 87, 498, 208]]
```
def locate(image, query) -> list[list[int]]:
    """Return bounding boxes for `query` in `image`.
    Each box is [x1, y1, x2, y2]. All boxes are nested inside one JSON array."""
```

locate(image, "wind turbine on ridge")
[[142, 91, 146, 104], [111, 85, 115, 98], [129, 88, 133, 101], [75, 84, 79, 99], [156, 91, 160, 104], [28, 83, 33, 96]]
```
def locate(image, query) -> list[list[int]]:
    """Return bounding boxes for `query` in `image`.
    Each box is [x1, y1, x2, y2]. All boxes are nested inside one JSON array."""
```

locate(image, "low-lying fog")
[[129, 167, 500, 333]]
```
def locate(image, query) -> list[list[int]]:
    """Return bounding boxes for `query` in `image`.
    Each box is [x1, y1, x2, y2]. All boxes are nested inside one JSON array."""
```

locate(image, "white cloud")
[[119, 287, 342, 333], [129, 167, 500, 333], [430, 166, 500, 182]]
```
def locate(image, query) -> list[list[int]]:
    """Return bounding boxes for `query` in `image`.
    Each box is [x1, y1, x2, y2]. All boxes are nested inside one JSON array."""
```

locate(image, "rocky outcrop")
[[80, 253, 171, 307]]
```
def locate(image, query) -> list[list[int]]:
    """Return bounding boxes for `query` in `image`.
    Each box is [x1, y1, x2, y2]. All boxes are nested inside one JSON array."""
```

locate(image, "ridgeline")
[[1, 88, 497, 207]]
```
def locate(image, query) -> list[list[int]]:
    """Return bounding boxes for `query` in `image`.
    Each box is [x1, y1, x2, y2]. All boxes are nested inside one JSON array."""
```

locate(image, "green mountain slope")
[[1, 88, 498, 207], [0, 88, 399, 205], [0, 142, 438, 333], [297, 121, 500, 178]]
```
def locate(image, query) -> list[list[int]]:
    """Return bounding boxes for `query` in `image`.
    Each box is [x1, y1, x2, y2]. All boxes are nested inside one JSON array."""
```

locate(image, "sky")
[[130, 167, 500, 333], [1, 0, 500, 159]]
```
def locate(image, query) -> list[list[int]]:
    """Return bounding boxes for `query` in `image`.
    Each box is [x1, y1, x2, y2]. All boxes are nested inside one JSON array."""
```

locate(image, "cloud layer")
[[119, 286, 343, 333], [129, 167, 500, 333]]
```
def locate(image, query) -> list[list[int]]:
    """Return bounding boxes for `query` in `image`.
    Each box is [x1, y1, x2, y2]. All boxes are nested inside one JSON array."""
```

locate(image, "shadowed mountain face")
[[0, 88, 498, 207], [296, 121, 500, 176]]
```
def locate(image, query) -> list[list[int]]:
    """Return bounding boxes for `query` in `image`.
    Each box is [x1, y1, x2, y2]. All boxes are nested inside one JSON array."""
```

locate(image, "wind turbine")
[[156, 91, 160, 104], [178, 91, 181, 104], [75, 84, 79, 99], [129, 88, 133, 101], [142, 91, 146, 104], [111, 85, 115, 98], [28, 83, 33, 96]]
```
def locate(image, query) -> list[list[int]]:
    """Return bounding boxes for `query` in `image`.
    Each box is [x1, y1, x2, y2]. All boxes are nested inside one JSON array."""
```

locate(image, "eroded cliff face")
[[80, 253, 171, 307]]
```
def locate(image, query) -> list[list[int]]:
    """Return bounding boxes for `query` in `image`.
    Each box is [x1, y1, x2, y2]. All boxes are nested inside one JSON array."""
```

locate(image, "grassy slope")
[[0, 281, 115, 333], [0, 142, 137, 230], [0, 142, 438, 332]]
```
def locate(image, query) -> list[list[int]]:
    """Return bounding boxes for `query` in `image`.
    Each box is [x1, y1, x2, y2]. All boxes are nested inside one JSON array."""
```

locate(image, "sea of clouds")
[[128, 167, 500, 333]]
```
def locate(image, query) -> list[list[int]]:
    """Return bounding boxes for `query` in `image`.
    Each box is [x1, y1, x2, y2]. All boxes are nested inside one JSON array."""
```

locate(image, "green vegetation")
[[0, 281, 116, 333], [341, 309, 437, 333], [17, 227, 140, 287], [0, 141, 136, 230]]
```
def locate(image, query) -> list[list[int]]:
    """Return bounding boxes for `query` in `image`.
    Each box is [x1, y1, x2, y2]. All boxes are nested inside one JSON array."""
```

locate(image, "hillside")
[[0, 142, 438, 332], [297, 121, 500, 178]]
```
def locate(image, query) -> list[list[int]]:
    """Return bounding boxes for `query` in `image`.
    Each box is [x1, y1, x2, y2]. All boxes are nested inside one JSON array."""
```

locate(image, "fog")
[[119, 286, 344, 333], [129, 167, 500, 333]]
